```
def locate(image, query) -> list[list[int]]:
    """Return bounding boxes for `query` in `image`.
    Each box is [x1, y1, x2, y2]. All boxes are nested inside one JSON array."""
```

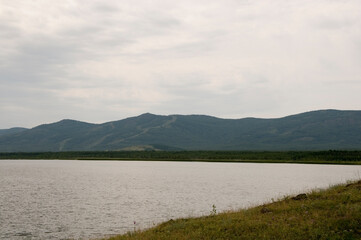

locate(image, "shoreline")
[[1, 158, 361, 165], [1, 150, 361, 165], [103, 180, 361, 240], [77, 158, 361, 165]]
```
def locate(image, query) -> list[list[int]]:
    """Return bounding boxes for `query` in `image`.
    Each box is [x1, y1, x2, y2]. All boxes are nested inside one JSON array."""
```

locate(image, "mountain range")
[[0, 110, 360, 152]]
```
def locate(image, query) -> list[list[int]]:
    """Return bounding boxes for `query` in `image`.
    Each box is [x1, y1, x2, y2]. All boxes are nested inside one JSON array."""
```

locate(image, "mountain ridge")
[[0, 127, 28, 137], [0, 109, 360, 152]]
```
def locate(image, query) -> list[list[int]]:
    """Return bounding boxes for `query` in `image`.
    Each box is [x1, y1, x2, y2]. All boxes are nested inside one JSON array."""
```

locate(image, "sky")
[[1, 0, 361, 128]]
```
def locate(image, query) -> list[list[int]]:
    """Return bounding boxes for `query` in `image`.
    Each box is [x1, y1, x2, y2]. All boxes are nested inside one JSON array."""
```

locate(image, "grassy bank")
[[104, 180, 361, 240], [1, 150, 361, 165]]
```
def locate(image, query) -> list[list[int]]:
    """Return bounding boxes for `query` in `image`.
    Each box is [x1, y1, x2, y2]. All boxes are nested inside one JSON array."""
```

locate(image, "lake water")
[[0, 160, 360, 240]]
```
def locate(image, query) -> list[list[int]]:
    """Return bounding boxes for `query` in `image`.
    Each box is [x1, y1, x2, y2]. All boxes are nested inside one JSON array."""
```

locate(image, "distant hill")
[[0, 127, 28, 137], [0, 110, 360, 152]]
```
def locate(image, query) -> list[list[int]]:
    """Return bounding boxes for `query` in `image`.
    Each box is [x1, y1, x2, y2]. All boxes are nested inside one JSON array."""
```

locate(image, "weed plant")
[[104, 180, 361, 240]]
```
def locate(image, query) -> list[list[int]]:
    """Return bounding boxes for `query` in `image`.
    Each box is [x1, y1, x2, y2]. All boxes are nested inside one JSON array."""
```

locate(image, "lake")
[[0, 160, 360, 240]]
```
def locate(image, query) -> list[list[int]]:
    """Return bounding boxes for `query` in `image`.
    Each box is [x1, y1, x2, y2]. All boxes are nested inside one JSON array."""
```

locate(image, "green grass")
[[104, 180, 361, 240]]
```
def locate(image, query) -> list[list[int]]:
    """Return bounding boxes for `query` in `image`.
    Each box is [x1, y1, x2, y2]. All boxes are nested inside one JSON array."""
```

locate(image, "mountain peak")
[[138, 112, 156, 117], [58, 119, 78, 123]]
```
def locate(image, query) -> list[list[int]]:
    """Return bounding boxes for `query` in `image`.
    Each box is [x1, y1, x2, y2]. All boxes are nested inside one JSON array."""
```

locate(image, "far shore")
[[76, 158, 361, 165], [1, 150, 361, 165]]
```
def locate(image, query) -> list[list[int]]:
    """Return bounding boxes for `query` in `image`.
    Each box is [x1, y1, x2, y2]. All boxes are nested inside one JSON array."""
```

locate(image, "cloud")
[[0, 0, 361, 128]]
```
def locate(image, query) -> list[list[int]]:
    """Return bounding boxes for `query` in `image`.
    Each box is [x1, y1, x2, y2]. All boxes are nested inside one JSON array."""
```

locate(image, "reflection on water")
[[0, 160, 360, 239]]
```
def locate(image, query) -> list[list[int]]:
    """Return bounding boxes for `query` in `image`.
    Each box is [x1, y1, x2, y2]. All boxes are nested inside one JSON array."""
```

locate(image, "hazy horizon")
[[1, 0, 360, 128], [1, 108, 360, 129]]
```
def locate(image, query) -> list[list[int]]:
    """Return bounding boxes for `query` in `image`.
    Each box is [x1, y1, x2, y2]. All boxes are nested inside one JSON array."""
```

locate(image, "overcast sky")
[[1, 0, 360, 128]]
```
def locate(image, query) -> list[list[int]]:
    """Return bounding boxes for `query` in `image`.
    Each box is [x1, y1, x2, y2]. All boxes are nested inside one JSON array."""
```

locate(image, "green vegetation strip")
[[1, 151, 361, 165], [105, 180, 361, 240]]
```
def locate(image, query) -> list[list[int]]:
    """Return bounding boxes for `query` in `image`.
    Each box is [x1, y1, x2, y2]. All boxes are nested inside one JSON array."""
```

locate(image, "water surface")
[[0, 160, 360, 239]]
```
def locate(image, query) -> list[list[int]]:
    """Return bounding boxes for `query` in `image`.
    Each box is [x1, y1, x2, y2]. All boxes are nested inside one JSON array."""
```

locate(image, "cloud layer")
[[1, 0, 361, 128]]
